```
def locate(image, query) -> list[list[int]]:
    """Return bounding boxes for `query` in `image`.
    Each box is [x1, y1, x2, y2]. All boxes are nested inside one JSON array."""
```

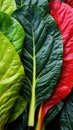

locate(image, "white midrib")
[[28, 32, 36, 126]]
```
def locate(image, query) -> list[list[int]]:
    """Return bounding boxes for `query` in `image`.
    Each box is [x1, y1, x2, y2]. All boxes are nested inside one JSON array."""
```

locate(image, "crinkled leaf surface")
[[0, 32, 24, 129], [45, 101, 64, 125], [60, 90, 73, 130], [0, 0, 16, 15], [8, 95, 27, 123], [37, 2, 73, 128], [0, 12, 25, 55], [12, 5, 63, 125], [15, 0, 48, 10]]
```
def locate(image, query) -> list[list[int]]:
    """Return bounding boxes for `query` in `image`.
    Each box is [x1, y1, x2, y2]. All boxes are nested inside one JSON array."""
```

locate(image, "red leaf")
[[38, 2, 73, 129]]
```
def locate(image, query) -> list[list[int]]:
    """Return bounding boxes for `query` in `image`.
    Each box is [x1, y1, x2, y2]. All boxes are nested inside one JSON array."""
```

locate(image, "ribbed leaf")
[[60, 90, 73, 130], [37, 2, 73, 128], [12, 5, 63, 126], [0, 0, 16, 15], [15, 0, 48, 10], [0, 12, 25, 55], [0, 32, 24, 129]]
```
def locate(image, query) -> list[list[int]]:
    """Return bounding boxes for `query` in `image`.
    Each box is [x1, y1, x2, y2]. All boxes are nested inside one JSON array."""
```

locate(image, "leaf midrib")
[[28, 30, 36, 125], [31, 31, 36, 104]]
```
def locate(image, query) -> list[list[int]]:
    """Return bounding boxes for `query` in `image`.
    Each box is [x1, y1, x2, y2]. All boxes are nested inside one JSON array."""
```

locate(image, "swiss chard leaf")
[[45, 101, 64, 125], [0, 32, 24, 129], [60, 90, 73, 130], [39, 1, 73, 128], [0, 0, 16, 15], [0, 12, 25, 55], [12, 5, 63, 126], [15, 0, 48, 10]]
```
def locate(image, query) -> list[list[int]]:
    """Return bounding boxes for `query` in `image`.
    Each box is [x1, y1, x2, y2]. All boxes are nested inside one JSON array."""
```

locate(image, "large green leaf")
[[12, 5, 63, 126], [0, 12, 25, 55], [60, 90, 73, 130], [15, 0, 48, 10], [0, 32, 24, 130], [0, 0, 16, 15]]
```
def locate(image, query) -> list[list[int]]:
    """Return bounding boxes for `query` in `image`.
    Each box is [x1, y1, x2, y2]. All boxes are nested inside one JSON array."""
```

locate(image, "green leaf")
[[8, 94, 27, 123], [0, 32, 24, 129], [15, 0, 48, 10], [60, 90, 73, 130], [0, 0, 16, 15], [0, 12, 25, 55], [45, 102, 64, 126], [12, 5, 63, 126]]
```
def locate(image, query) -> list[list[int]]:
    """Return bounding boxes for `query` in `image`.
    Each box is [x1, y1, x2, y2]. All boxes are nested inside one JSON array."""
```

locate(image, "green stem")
[[28, 32, 36, 126]]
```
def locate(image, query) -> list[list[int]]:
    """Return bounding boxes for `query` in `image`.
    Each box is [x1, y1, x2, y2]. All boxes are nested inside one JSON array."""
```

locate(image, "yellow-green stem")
[[28, 32, 36, 126]]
